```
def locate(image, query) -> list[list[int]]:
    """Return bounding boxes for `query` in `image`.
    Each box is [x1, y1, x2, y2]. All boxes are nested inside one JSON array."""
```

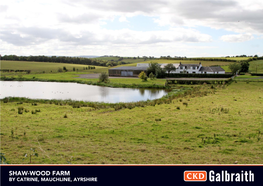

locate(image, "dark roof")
[[180, 64, 200, 67], [200, 66, 225, 72], [210, 66, 225, 71], [200, 67, 213, 72], [109, 66, 148, 71]]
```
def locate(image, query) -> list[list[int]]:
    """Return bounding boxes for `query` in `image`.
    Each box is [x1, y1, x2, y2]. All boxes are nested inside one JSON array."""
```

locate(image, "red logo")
[[184, 171, 207, 182]]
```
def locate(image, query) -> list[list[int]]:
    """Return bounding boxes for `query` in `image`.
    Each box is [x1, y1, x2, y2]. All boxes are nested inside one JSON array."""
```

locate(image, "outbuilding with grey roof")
[[109, 66, 148, 77]]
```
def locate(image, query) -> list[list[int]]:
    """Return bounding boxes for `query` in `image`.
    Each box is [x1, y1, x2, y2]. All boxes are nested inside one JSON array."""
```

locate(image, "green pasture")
[[95, 56, 154, 63], [198, 57, 253, 61], [225, 57, 253, 61], [235, 75, 263, 81], [0, 60, 107, 74], [1, 82, 263, 164], [249, 60, 263, 73]]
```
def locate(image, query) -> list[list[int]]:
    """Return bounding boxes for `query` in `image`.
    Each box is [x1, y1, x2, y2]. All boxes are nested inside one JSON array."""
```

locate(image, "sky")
[[0, 0, 263, 57]]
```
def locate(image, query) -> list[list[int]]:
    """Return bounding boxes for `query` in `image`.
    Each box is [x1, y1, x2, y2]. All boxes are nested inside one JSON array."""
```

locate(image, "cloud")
[[119, 16, 128, 23], [176, 0, 238, 19], [0, 25, 212, 47], [220, 33, 254, 42], [0, 5, 8, 13], [57, 13, 103, 24], [0, 0, 262, 56], [62, 0, 168, 14], [152, 0, 263, 34]]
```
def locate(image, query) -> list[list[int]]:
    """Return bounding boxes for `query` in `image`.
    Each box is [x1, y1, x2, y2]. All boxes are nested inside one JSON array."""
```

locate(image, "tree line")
[[1, 55, 112, 67]]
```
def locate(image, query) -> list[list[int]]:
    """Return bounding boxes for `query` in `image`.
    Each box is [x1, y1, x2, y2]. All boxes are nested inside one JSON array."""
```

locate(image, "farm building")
[[108, 62, 225, 77], [108, 66, 148, 77]]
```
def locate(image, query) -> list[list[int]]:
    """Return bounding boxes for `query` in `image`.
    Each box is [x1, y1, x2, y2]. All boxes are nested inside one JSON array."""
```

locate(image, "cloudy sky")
[[0, 0, 263, 57]]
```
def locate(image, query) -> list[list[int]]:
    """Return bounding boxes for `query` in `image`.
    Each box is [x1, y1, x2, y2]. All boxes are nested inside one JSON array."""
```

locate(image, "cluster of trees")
[[1, 55, 113, 67], [143, 62, 176, 79], [228, 61, 250, 74], [233, 55, 258, 58], [146, 62, 166, 78]]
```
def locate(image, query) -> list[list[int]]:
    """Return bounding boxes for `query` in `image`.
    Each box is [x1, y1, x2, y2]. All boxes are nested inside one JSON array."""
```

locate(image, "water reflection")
[[139, 89, 145, 96], [0, 81, 169, 103], [99, 86, 109, 98]]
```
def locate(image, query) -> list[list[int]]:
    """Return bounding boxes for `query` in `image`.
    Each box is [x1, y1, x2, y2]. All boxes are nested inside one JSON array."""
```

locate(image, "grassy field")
[[1, 82, 263, 164], [249, 60, 263, 73], [0, 60, 107, 74], [235, 75, 263, 82], [199, 57, 253, 61], [95, 56, 154, 63]]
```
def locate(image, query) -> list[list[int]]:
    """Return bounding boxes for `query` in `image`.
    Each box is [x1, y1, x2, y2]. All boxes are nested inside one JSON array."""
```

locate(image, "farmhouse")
[[164, 62, 225, 74], [108, 62, 225, 77]]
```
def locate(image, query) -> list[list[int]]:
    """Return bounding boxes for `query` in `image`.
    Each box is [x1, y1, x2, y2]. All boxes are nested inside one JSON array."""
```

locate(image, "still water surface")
[[0, 81, 169, 103]]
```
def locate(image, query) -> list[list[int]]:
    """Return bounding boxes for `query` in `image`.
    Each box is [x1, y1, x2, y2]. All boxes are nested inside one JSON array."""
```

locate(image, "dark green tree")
[[164, 63, 176, 76], [229, 63, 241, 75], [240, 61, 249, 72], [63, 66, 68, 71], [147, 62, 165, 78], [149, 72, 155, 80], [99, 72, 110, 83]]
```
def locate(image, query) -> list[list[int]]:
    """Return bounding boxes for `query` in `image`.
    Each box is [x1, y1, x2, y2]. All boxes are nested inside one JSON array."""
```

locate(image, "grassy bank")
[[1, 82, 262, 164]]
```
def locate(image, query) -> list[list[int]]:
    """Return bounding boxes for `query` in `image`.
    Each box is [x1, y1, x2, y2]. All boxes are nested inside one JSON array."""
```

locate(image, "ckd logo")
[[184, 171, 207, 182]]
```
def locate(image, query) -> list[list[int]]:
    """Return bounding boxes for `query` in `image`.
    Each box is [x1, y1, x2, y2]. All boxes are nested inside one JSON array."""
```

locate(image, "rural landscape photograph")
[[1, 0, 263, 165]]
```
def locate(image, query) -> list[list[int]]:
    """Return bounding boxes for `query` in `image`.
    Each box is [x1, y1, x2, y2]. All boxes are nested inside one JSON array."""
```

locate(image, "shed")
[[108, 66, 148, 77]]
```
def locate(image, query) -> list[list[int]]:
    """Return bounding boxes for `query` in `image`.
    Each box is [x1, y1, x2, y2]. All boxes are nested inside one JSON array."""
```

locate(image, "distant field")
[[249, 60, 263, 73], [0, 60, 107, 74], [95, 56, 154, 63], [194, 57, 253, 61], [225, 57, 252, 61], [235, 75, 263, 81]]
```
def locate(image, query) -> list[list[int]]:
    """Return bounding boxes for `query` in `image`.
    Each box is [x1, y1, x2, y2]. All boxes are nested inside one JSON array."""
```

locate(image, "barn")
[[108, 66, 147, 77]]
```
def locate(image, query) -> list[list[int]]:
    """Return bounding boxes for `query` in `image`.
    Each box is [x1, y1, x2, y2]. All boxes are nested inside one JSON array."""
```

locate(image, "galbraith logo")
[[184, 171, 207, 182], [184, 170, 254, 182]]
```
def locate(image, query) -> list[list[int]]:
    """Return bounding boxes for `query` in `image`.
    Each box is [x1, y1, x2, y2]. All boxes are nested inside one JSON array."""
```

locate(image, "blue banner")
[[1, 165, 262, 185]]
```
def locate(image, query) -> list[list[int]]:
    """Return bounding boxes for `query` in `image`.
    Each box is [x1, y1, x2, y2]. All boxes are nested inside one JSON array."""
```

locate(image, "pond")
[[0, 81, 169, 103]]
